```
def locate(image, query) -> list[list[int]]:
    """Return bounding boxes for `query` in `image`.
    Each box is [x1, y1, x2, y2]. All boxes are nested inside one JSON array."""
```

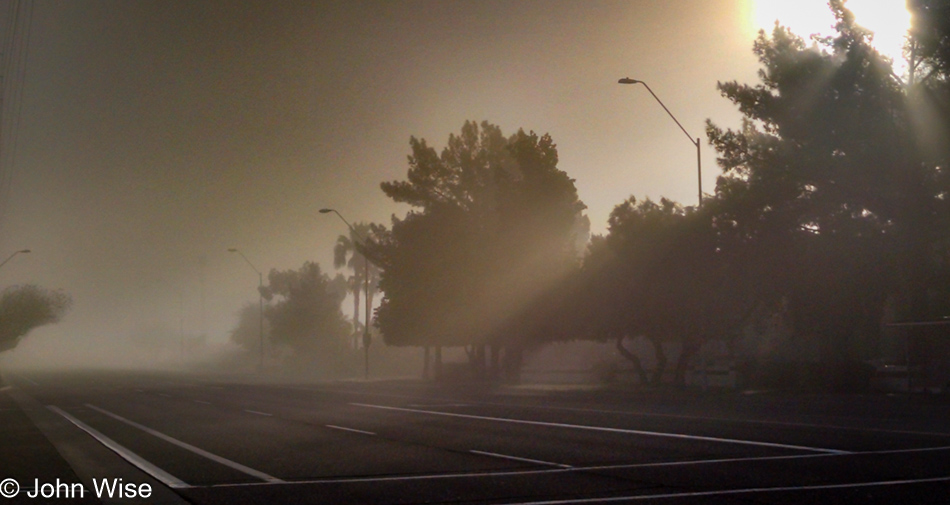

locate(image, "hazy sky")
[[0, 0, 910, 365]]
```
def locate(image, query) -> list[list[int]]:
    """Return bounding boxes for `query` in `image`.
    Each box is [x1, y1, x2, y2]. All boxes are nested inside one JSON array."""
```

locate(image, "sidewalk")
[[0, 386, 98, 504]]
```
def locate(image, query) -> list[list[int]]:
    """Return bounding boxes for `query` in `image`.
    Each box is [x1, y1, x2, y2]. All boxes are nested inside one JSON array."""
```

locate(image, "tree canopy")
[[260, 262, 350, 357], [705, 2, 947, 360], [0, 284, 72, 353], [564, 1, 950, 388], [375, 121, 588, 374]]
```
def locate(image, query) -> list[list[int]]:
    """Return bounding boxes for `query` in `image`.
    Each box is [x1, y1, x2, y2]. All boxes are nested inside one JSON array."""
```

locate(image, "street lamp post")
[[0, 249, 30, 270], [228, 248, 264, 373], [320, 208, 372, 380], [618, 77, 703, 205], [619, 78, 709, 389]]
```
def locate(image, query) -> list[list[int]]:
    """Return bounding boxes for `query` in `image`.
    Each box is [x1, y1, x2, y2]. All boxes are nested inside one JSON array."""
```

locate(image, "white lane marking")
[[205, 453, 826, 487], [502, 475, 950, 504], [325, 424, 376, 436], [244, 409, 273, 417], [470, 450, 572, 468], [0, 386, 12, 392], [409, 403, 471, 408], [84, 404, 283, 483], [194, 400, 212, 405], [135, 389, 144, 393], [201, 445, 950, 489], [302, 385, 950, 439], [48, 405, 190, 489], [862, 444, 950, 455], [506, 403, 950, 439], [351, 403, 849, 455]]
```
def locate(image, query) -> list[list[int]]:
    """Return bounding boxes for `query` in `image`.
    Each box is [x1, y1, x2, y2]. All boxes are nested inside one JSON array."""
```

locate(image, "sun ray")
[[750, 0, 911, 76]]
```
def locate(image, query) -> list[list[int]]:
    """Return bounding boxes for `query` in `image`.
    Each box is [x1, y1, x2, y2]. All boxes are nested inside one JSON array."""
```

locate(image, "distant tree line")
[[230, 0, 950, 387]]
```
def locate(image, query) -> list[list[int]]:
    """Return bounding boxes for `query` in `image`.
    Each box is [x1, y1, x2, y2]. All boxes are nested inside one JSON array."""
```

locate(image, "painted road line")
[[193, 400, 212, 405], [48, 405, 190, 489], [202, 445, 950, 489], [244, 409, 273, 417], [351, 403, 849, 455], [85, 403, 283, 483], [409, 403, 471, 408], [471, 450, 572, 468], [503, 475, 950, 504], [325, 424, 376, 436], [205, 451, 846, 488], [501, 403, 950, 439], [304, 385, 950, 439]]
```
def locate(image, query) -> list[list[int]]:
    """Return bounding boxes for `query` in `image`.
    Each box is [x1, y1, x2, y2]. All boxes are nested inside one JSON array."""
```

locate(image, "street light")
[[0, 249, 30, 270], [228, 248, 264, 373], [618, 77, 703, 205], [320, 208, 372, 380]]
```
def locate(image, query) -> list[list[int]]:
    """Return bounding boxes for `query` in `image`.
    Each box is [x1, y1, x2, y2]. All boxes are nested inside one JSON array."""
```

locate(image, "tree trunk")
[[616, 336, 649, 385]]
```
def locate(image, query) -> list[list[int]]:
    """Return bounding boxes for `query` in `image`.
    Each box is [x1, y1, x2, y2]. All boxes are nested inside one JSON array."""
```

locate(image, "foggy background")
[[0, 0, 906, 368]]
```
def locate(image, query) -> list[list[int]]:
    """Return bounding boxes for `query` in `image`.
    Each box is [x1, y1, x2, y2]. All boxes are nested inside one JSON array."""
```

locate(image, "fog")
[[0, 0, 908, 372]]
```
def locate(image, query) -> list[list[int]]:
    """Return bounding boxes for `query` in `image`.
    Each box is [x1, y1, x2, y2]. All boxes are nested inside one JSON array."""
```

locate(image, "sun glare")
[[752, 0, 912, 75]]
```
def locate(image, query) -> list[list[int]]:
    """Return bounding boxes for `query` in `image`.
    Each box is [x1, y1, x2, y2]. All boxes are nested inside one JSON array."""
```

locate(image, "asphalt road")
[[3, 369, 950, 504]]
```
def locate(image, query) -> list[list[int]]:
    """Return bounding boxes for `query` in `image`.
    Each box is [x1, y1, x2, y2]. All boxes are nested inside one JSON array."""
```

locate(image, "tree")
[[260, 262, 350, 358], [0, 284, 72, 353], [375, 120, 588, 380], [332, 222, 381, 342], [907, 0, 950, 322], [571, 195, 755, 386], [704, 1, 930, 367]]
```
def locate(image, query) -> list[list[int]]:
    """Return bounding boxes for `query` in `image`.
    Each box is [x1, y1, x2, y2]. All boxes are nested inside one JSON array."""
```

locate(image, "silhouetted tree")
[[907, 0, 950, 321], [705, 1, 932, 366], [260, 262, 350, 358], [0, 284, 72, 353], [569, 196, 756, 386], [376, 120, 588, 381]]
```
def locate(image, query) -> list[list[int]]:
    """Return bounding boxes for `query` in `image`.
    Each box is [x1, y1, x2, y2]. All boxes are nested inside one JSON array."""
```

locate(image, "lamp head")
[[319, 208, 333, 214], [618, 77, 641, 84], [227, 248, 238, 253], [19, 249, 30, 254]]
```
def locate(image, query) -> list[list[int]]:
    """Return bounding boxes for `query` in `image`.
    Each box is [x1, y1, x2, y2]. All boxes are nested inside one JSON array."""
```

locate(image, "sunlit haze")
[[0, 0, 916, 368], [753, 0, 912, 75]]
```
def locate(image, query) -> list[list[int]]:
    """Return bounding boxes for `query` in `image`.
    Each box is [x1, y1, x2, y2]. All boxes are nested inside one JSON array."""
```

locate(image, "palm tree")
[[333, 222, 380, 346]]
